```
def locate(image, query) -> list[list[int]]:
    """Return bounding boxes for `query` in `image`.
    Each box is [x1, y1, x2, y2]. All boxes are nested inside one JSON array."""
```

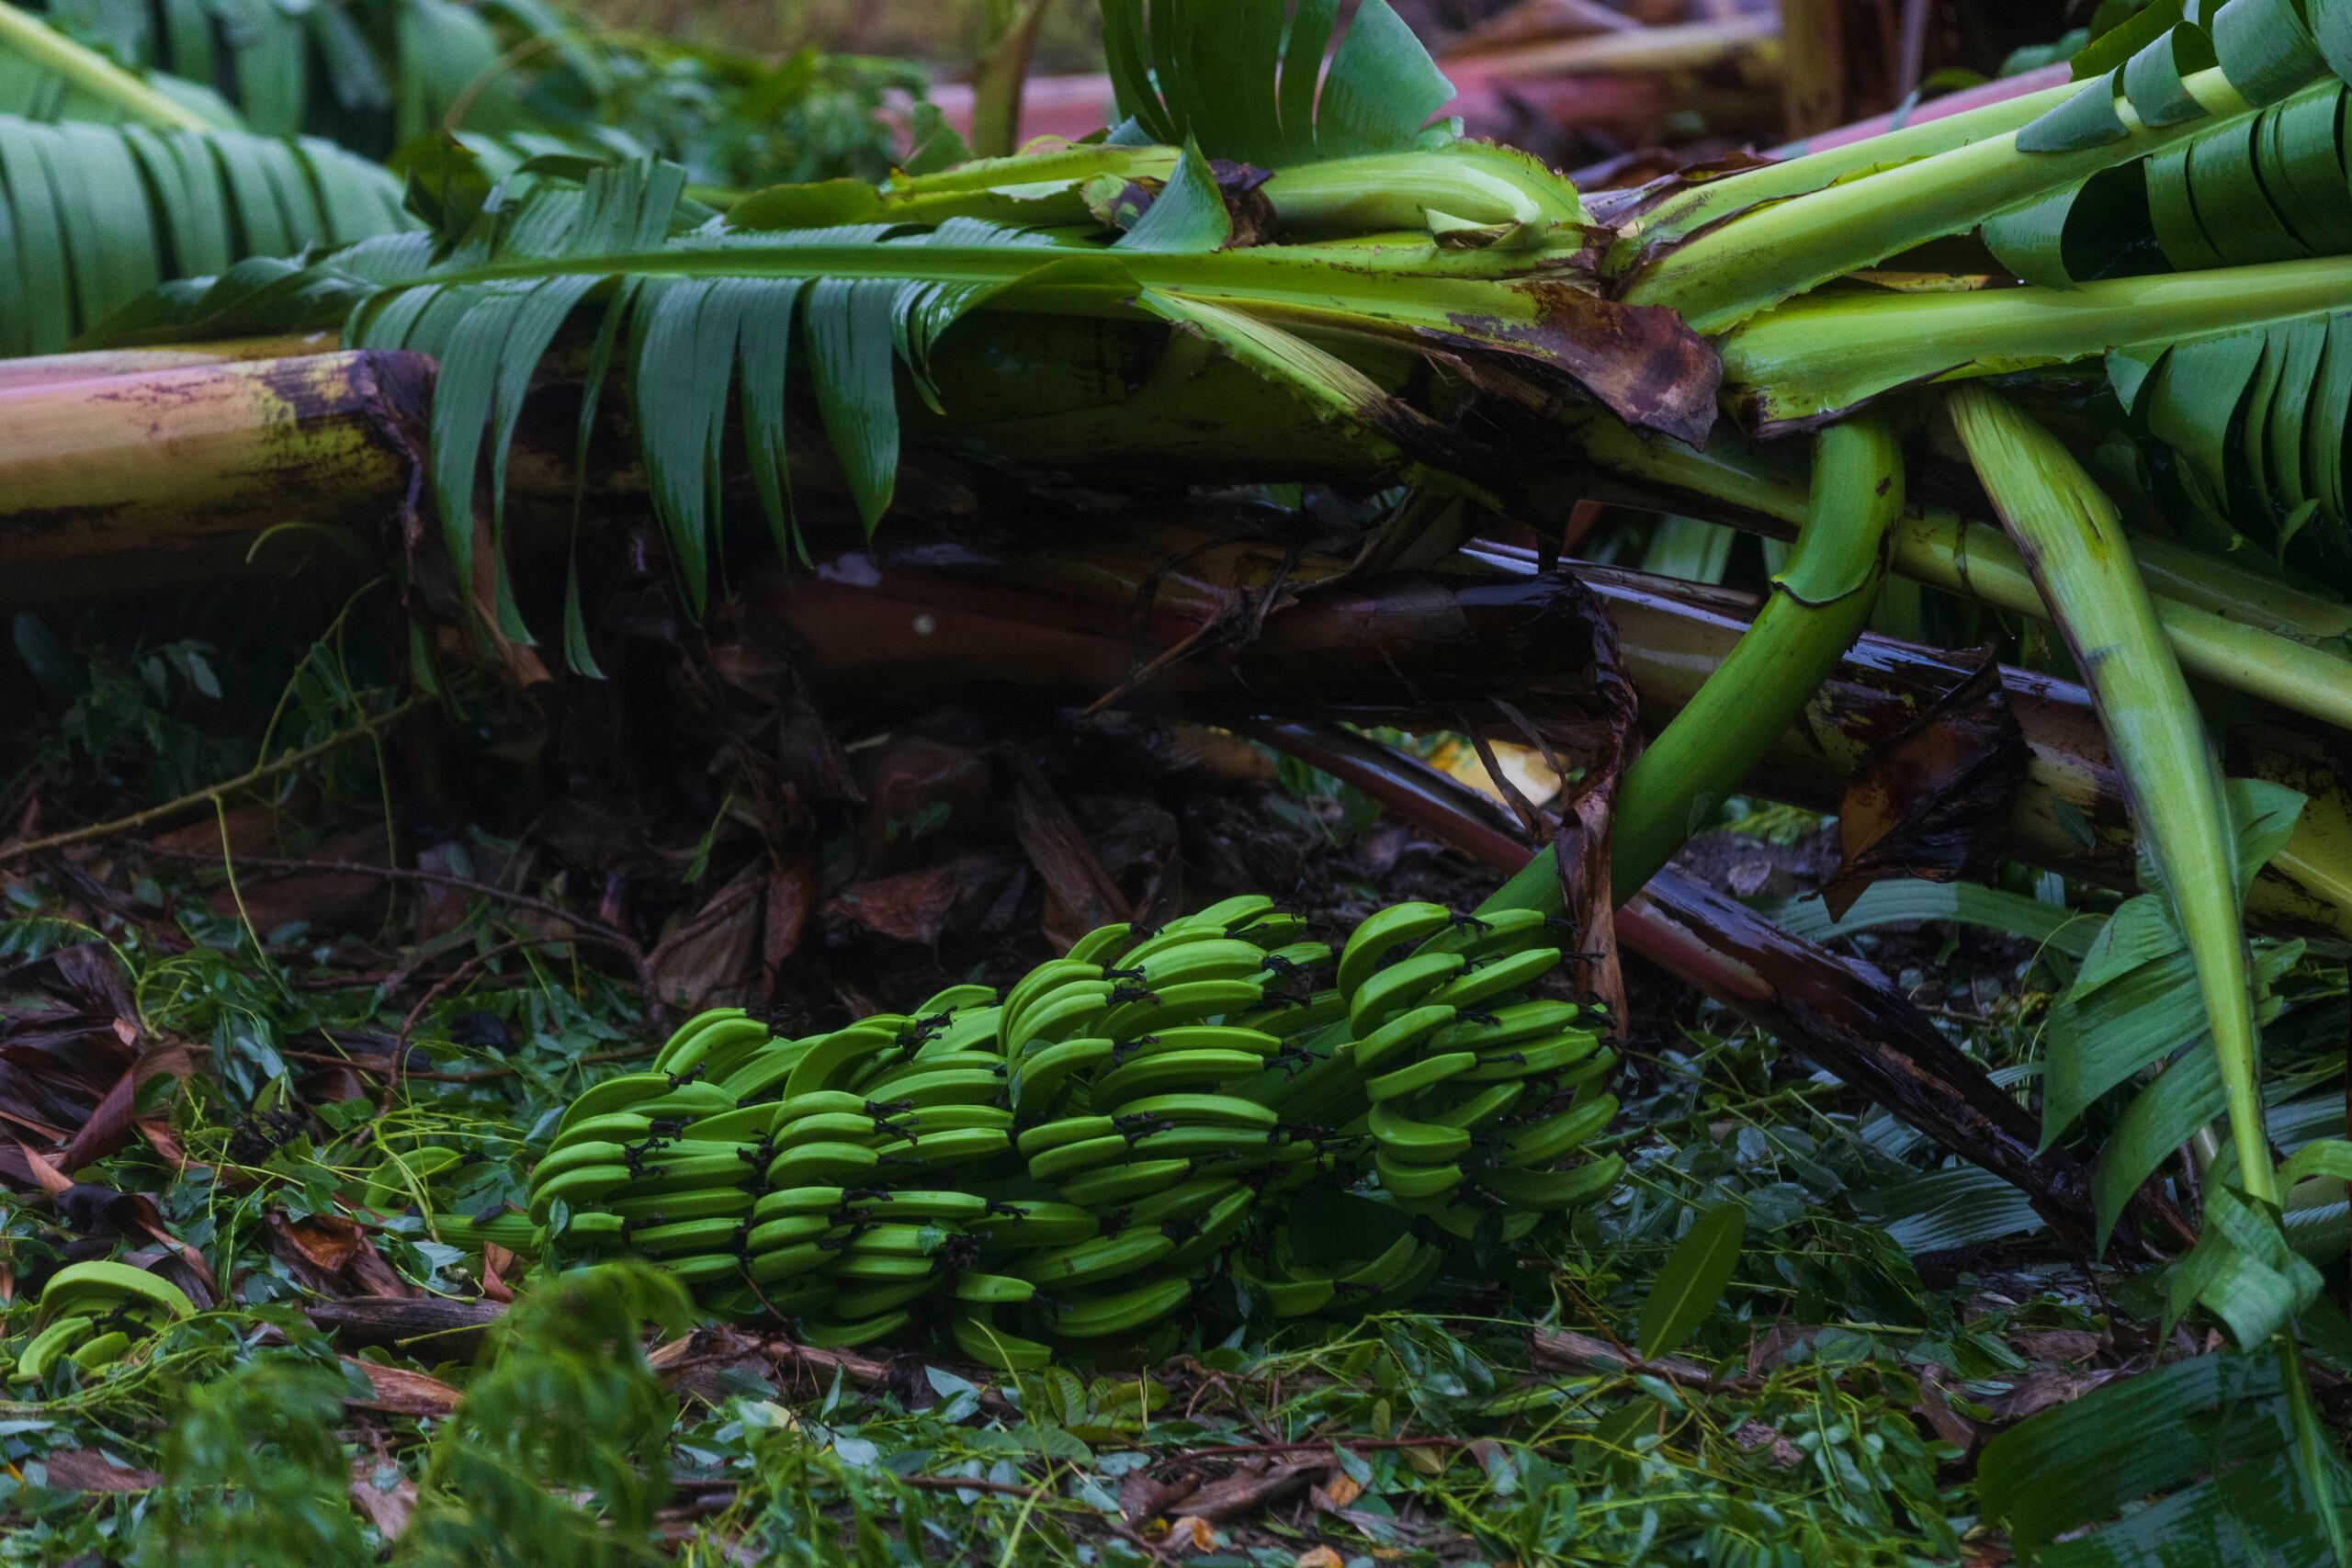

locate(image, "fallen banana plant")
[[8, 0, 2352, 1422]]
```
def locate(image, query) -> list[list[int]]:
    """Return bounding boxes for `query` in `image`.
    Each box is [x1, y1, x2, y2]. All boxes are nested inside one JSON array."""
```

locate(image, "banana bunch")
[[526, 895, 1621, 1369], [6, 1261, 197, 1383]]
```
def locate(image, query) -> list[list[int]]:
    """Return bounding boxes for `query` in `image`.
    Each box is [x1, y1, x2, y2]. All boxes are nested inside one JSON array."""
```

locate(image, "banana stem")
[[1625, 63, 2259, 332], [1482, 413, 1902, 913], [1568, 413, 2352, 735]]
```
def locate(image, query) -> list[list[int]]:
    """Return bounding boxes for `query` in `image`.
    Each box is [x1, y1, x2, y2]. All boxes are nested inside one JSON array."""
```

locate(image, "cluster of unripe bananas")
[[5, 1261, 197, 1384], [526, 896, 1621, 1368]]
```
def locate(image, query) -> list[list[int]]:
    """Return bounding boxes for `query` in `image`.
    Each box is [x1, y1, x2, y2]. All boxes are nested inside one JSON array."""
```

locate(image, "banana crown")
[[524, 896, 1622, 1368]]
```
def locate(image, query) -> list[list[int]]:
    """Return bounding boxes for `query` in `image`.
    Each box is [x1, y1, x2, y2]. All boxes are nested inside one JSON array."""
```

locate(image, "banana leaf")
[[0, 114, 411, 354]]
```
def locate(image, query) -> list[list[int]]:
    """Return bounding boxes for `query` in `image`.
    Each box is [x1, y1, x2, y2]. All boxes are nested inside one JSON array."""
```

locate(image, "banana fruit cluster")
[[5, 1261, 197, 1383], [526, 895, 1621, 1368]]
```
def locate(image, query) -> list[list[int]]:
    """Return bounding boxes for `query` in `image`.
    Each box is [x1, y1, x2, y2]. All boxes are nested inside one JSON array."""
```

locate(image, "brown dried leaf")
[[349, 1455, 418, 1540], [762, 857, 817, 980], [1731, 1420, 1804, 1469], [1170, 1516, 1218, 1553], [277, 1212, 362, 1272], [1984, 1365, 2126, 1425], [2010, 1328, 2104, 1366], [855, 738, 992, 863], [1120, 1469, 1196, 1524], [1002, 750, 1129, 949], [206, 826, 392, 931], [17, 1143, 71, 1196], [822, 855, 1020, 947], [343, 1358, 461, 1417], [35, 1449, 160, 1493], [650, 863, 767, 1011], [1822, 658, 2030, 919], [480, 1243, 515, 1304], [1914, 1366, 1983, 1453], [57, 1067, 135, 1173]]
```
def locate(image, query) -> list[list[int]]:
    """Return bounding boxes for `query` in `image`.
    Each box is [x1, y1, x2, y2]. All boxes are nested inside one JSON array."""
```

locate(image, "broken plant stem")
[[1487, 412, 1903, 910]]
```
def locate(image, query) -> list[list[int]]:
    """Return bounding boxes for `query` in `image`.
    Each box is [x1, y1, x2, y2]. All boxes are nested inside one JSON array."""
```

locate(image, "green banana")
[[1416, 907, 1552, 961], [1179, 893, 1279, 933], [1368, 1100, 1473, 1163], [651, 1008, 747, 1073], [952, 1303, 1054, 1371], [1062, 923, 1136, 966], [1016, 1225, 1173, 1289], [71, 1331, 132, 1371], [1011, 1036, 1116, 1109], [1365, 1051, 1477, 1103], [1374, 1151, 1464, 1201], [915, 982, 1001, 1014], [719, 1043, 812, 1101], [784, 1021, 905, 1100], [1431, 999, 1582, 1050], [1475, 1154, 1625, 1210], [1007, 982, 1118, 1055], [1348, 1002, 1458, 1075], [1015, 1114, 1119, 1158], [1336, 901, 1455, 998], [658, 1015, 776, 1080], [1425, 946, 1562, 1012], [1421, 1079, 1526, 1130], [40, 1261, 197, 1322], [1128, 939, 1275, 989], [1027, 1133, 1133, 1183], [764, 1141, 885, 1187], [1113, 1093, 1280, 1130], [1057, 1157, 1193, 1208], [802, 1310, 916, 1348], [629, 1216, 752, 1258], [1348, 952, 1466, 1035], [1100, 977, 1267, 1040], [952, 1271, 1037, 1305], [752, 1185, 853, 1221], [1492, 1093, 1619, 1168], [1089, 1047, 1267, 1108], [1000, 960, 1103, 1041], [15, 1315, 95, 1382], [868, 1126, 1012, 1168], [966, 1199, 1101, 1248], [1235, 988, 1350, 1039], [607, 1188, 755, 1223], [1045, 1276, 1193, 1338]]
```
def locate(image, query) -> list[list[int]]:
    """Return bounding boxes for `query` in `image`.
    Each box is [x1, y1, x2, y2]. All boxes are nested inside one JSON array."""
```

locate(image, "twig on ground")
[[136, 843, 646, 972], [0, 696, 433, 863]]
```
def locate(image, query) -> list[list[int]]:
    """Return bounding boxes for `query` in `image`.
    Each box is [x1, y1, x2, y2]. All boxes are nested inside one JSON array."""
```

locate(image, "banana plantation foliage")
[[9, 0, 2352, 1562]]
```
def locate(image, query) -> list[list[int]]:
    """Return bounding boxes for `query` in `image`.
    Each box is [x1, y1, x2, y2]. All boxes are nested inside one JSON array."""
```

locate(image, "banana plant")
[[14, 0, 2352, 1429]]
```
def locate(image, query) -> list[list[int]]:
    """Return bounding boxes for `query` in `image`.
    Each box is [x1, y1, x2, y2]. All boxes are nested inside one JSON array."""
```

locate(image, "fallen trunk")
[[743, 522, 2352, 941]]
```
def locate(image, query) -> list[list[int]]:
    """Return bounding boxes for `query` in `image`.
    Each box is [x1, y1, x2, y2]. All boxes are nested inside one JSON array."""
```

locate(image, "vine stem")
[[0, 695, 431, 864]]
